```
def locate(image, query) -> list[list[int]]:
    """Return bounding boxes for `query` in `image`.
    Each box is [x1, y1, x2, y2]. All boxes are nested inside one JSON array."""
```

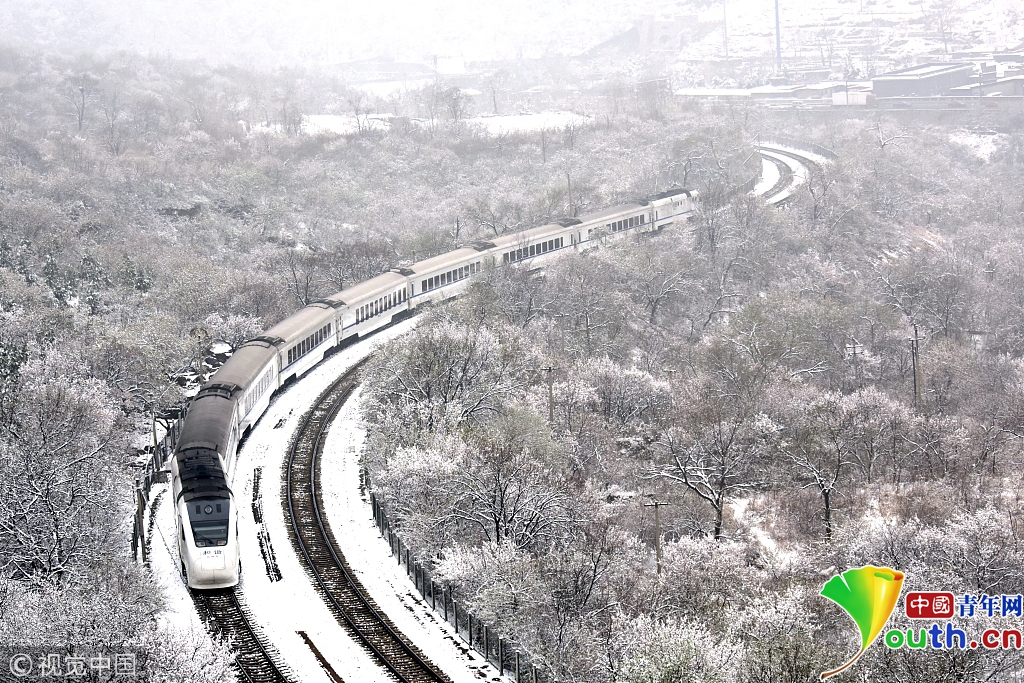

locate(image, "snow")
[[320, 387, 504, 683], [949, 131, 1006, 162], [752, 156, 780, 196], [147, 484, 208, 635], [149, 317, 505, 682], [304, 111, 589, 138], [757, 148, 808, 205], [466, 112, 590, 135], [304, 114, 392, 136]]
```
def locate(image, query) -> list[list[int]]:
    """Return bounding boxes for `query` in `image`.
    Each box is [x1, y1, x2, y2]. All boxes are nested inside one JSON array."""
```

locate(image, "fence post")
[[532, 664, 537, 683], [468, 614, 473, 650], [516, 653, 521, 683], [444, 587, 449, 622], [136, 486, 147, 564], [405, 548, 410, 575], [453, 600, 458, 635], [431, 579, 436, 610], [499, 639, 504, 676]]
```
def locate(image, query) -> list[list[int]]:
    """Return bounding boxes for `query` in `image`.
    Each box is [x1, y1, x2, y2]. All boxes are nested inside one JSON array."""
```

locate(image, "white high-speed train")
[[173, 187, 696, 589]]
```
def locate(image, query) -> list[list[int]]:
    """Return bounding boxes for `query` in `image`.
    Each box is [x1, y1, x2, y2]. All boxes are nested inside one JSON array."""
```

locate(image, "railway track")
[[190, 588, 292, 683], [285, 364, 451, 683], [758, 145, 825, 205]]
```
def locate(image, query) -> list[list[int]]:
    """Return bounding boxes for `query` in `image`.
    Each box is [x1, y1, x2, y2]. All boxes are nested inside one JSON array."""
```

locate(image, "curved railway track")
[[190, 588, 292, 683], [758, 144, 826, 205], [285, 363, 451, 683]]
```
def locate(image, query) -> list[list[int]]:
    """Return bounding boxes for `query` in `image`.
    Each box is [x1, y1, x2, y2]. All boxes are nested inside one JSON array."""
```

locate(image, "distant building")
[[949, 76, 1024, 97], [872, 63, 974, 97], [585, 15, 702, 57], [637, 15, 699, 51]]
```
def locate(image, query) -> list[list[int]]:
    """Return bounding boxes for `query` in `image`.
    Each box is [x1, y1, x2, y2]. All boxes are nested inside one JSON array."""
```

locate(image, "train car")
[[172, 385, 242, 589], [211, 337, 281, 438], [575, 201, 651, 245], [648, 188, 696, 229], [329, 271, 411, 339], [171, 185, 700, 591], [491, 219, 579, 267], [407, 246, 489, 306], [266, 303, 339, 386]]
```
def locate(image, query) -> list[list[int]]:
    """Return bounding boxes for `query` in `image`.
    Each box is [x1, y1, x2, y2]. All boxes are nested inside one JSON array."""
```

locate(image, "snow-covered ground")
[[320, 388, 503, 683], [466, 112, 590, 135], [758, 148, 809, 205], [304, 114, 393, 136], [304, 111, 589, 138], [752, 156, 780, 196], [949, 130, 1006, 162], [148, 317, 506, 682]]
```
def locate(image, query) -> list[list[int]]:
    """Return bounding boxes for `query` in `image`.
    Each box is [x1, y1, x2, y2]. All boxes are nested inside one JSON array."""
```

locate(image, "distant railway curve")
[[757, 143, 828, 206], [284, 362, 452, 683]]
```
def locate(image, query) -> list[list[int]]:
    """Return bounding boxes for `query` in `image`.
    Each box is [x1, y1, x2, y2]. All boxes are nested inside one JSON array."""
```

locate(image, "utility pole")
[[844, 340, 863, 388], [535, 367, 556, 423], [909, 325, 923, 409], [643, 499, 671, 574], [723, 0, 729, 60], [775, 0, 782, 72]]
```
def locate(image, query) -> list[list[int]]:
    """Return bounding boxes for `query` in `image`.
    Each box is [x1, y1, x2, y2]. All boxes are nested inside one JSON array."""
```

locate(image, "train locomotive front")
[[171, 385, 242, 589]]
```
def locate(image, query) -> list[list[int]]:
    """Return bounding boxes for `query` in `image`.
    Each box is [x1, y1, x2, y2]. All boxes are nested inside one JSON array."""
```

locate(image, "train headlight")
[[204, 505, 213, 514]]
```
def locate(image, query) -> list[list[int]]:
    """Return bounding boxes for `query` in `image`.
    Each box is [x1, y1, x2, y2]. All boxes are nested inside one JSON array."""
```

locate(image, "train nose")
[[198, 554, 227, 571]]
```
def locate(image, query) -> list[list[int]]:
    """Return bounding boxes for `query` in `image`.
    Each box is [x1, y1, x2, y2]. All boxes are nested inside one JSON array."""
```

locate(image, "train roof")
[[490, 222, 576, 249], [647, 188, 693, 200], [176, 449, 230, 501], [206, 342, 278, 391], [178, 390, 237, 452], [326, 271, 407, 305], [577, 201, 648, 223], [409, 247, 482, 275], [262, 304, 336, 345], [176, 391, 236, 501]]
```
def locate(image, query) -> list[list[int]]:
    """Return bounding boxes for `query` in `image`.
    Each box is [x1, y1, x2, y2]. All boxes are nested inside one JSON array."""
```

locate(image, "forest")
[[361, 110, 1024, 680], [0, 39, 1023, 682]]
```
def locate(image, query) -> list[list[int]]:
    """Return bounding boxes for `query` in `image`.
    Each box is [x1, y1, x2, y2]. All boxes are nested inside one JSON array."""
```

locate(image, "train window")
[[640, 215, 645, 224]]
